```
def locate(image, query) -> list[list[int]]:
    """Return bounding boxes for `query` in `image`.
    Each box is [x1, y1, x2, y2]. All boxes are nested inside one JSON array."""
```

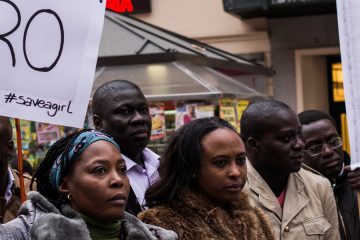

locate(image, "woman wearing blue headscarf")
[[0, 129, 177, 240]]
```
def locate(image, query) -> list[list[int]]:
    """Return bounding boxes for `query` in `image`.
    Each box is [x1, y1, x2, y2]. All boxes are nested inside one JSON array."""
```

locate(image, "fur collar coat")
[[0, 191, 177, 240], [138, 190, 275, 240]]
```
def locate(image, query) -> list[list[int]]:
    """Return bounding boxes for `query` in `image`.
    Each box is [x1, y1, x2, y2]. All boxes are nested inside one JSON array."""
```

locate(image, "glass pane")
[[93, 62, 265, 101], [331, 62, 344, 102], [93, 63, 214, 100]]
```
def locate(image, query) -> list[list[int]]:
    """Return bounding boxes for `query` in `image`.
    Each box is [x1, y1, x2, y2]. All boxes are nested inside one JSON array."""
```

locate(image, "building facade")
[[128, 0, 346, 145]]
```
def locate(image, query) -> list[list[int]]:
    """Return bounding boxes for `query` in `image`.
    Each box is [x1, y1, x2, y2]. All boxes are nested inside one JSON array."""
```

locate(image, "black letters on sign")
[[0, 0, 21, 67], [23, 9, 64, 72], [0, 1, 65, 72]]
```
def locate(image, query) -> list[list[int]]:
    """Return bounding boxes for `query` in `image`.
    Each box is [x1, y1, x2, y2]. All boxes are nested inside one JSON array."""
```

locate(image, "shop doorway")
[[295, 47, 340, 112], [295, 47, 350, 153]]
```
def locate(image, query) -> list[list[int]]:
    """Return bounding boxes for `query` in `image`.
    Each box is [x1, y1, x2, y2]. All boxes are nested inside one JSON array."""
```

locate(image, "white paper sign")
[[0, 0, 106, 127], [336, 0, 360, 169]]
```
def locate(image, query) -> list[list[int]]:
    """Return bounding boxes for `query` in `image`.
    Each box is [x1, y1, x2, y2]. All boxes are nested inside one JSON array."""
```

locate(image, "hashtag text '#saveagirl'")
[[4, 93, 73, 117]]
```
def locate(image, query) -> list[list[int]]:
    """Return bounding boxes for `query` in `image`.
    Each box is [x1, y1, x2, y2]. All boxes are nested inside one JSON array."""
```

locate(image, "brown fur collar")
[[139, 190, 275, 240], [177, 189, 252, 213]]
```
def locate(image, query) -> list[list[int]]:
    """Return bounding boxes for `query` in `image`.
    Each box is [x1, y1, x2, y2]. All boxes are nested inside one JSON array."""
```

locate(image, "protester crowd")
[[1, 79, 360, 240]]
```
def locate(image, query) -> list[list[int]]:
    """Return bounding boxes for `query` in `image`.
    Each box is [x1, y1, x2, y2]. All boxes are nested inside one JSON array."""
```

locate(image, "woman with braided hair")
[[0, 129, 177, 240]]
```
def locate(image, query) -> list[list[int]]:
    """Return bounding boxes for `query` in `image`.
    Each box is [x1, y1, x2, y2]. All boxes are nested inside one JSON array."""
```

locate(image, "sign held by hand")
[[0, 0, 106, 127]]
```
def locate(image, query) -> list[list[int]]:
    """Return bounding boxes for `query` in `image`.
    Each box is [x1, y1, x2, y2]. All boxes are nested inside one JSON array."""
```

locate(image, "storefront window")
[[10, 119, 72, 173], [331, 63, 344, 102], [220, 98, 249, 133]]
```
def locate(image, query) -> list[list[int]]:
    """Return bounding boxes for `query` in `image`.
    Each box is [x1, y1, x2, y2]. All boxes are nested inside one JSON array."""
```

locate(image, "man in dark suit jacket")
[[299, 110, 360, 240]]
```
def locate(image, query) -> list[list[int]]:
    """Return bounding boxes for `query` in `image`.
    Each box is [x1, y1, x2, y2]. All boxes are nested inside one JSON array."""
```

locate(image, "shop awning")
[[93, 12, 272, 101], [94, 61, 266, 101]]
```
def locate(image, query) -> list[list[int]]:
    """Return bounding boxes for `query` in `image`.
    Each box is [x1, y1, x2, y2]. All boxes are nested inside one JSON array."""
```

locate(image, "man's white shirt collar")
[[5, 168, 15, 203]]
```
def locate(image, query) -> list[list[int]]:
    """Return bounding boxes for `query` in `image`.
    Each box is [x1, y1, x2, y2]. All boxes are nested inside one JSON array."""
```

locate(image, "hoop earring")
[[67, 194, 72, 201]]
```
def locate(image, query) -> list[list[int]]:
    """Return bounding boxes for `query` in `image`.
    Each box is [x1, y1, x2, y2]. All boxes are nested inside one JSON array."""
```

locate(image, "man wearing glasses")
[[299, 110, 360, 240]]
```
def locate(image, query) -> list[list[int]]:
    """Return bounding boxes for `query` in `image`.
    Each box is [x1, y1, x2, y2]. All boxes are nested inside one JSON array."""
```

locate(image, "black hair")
[[92, 79, 142, 116], [0, 116, 13, 145], [144, 117, 238, 207], [31, 129, 86, 208], [240, 100, 291, 141], [298, 110, 337, 128], [0, 116, 13, 168], [10, 157, 34, 176]]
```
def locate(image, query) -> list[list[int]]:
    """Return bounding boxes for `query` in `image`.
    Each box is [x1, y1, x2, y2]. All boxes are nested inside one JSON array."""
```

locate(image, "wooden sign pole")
[[15, 118, 26, 203]]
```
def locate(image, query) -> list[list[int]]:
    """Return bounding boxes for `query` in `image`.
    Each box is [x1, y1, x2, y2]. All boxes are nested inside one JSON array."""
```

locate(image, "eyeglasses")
[[304, 137, 343, 157]]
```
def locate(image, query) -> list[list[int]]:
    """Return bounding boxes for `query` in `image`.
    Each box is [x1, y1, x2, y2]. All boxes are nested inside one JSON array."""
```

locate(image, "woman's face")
[[197, 128, 247, 204], [60, 140, 130, 221]]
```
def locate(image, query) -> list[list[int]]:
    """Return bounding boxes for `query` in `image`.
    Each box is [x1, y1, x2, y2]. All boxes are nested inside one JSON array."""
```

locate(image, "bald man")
[[93, 80, 159, 215], [241, 101, 340, 240], [0, 116, 31, 223]]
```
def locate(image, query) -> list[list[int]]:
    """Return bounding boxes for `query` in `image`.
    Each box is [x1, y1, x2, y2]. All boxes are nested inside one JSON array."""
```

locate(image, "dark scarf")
[[125, 187, 142, 216]]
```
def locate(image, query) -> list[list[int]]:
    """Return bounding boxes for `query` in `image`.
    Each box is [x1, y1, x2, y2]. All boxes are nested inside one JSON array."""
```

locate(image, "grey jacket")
[[0, 191, 177, 240]]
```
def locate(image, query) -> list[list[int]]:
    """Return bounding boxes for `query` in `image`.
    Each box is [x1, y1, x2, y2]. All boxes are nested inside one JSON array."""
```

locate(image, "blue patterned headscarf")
[[49, 130, 120, 189]]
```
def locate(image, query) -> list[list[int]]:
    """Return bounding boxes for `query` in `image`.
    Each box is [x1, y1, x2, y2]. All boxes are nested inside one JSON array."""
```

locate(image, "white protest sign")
[[0, 0, 106, 127], [336, 0, 360, 169]]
